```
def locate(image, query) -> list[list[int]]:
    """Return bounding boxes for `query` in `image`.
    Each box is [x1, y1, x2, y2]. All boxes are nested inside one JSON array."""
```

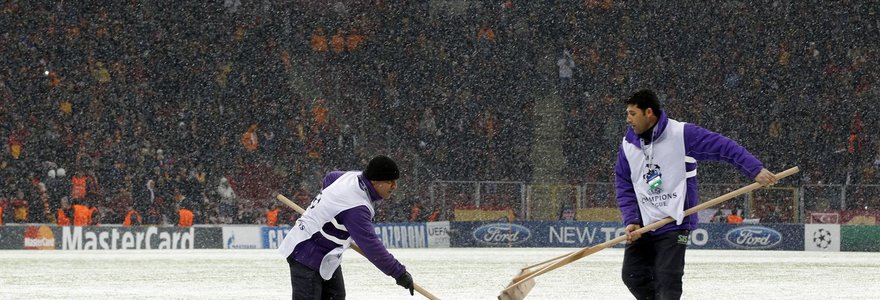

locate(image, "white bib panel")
[[622, 119, 689, 228], [278, 172, 375, 279]]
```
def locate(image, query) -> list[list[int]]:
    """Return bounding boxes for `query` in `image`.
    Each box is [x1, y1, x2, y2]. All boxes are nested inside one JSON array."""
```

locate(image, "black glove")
[[395, 271, 414, 296]]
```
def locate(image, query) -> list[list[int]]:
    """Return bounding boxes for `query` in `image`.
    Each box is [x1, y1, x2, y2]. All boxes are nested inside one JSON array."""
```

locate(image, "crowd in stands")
[[0, 1, 877, 225]]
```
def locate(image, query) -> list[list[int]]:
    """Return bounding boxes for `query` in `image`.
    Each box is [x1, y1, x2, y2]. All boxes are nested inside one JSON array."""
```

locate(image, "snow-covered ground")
[[1, 248, 878, 299]]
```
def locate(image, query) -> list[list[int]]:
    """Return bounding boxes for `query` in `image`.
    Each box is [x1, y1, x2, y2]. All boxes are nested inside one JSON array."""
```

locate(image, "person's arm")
[[337, 206, 406, 278], [683, 124, 764, 179], [615, 145, 641, 226]]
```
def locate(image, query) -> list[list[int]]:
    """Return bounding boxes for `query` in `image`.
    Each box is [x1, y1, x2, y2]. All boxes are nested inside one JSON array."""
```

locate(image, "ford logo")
[[472, 223, 531, 246], [724, 226, 782, 249]]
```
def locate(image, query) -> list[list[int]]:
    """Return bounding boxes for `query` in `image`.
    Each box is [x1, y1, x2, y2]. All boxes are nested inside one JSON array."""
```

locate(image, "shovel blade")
[[497, 277, 536, 300]]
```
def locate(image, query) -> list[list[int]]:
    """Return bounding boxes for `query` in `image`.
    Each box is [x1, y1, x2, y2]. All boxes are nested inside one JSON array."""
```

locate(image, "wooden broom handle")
[[276, 194, 440, 300], [505, 166, 800, 291]]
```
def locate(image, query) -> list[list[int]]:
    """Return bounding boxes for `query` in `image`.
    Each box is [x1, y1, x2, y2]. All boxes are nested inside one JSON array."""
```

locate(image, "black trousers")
[[621, 230, 689, 300], [288, 257, 345, 300]]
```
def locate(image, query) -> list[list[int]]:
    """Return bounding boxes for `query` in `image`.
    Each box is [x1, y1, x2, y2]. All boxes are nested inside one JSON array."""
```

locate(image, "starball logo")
[[472, 223, 531, 245], [811, 228, 833, 249]]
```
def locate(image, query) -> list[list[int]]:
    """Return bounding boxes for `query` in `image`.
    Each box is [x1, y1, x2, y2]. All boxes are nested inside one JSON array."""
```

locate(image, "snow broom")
[[498, 166, 799, 300], [275, 193, 441, 300]]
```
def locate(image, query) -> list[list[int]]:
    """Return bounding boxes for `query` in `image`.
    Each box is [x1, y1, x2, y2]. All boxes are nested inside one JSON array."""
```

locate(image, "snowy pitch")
[[1, 248, 878, 299]]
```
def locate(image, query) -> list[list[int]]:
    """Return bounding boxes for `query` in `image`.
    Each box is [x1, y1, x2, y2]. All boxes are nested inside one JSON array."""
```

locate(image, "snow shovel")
[[498, 166, 799, 300], [497, 252, 567, 300], [276, 193, 441, 300]]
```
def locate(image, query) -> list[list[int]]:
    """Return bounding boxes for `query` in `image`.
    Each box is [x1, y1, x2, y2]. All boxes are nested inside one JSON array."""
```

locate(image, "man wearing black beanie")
[[363, 155, 400, 181], [279, 155, 415, 299], [363, 155, 400, 199]]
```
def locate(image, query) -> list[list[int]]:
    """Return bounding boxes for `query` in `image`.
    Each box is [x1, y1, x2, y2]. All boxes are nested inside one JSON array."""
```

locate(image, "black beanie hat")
[[363, 155, 400, 181]]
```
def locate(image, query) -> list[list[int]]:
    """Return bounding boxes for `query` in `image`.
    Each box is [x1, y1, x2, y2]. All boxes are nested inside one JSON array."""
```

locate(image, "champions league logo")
[[812, 228, 833, 249], [643, 164, 663, 194]]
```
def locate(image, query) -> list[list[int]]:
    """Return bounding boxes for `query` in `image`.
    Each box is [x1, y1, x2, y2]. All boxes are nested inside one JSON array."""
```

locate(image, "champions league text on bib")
[[622, 119, 690, 228]]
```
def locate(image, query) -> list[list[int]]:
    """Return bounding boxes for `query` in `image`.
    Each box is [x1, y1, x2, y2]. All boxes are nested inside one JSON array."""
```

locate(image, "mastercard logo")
[[24, 225, 55, 250]]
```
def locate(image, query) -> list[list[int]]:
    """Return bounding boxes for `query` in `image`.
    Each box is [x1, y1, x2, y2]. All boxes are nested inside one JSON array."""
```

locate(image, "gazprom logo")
[[724, 226, 782, 249], [472, 223, 531, 245]]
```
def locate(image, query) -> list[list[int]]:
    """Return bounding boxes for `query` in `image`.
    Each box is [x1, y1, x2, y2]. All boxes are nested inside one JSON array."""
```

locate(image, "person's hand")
[[625, 224, 642, 242], [395, 271, 414, 296], [755, 168, 777, 186]]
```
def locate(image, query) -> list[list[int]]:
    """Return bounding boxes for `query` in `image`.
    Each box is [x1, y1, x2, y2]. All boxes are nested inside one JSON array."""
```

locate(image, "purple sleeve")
[[615, 145, 642, 226], [683, 124, 764, 179], [337, 206, 406, 278], [322, 171, 346, 189]]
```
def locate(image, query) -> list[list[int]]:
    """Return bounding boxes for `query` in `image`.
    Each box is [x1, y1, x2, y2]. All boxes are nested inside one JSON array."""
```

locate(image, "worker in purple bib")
[[616, 90, 777, 299], [279, 155, 414, 299]]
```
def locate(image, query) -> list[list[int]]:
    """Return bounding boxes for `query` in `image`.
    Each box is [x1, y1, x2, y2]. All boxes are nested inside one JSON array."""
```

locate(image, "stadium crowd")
[[0, 1, 877, 225]]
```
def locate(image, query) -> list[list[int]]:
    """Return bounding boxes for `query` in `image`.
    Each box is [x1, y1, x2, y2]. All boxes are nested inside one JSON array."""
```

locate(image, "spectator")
[[241, 124, 259, 153], [143, 205, 161, 225], [426, 206, 441, 222], [54, 168, 70, 203], [711, 209, 726, 223], [177, 205, 193, 227], [70, 170, 87, 201], [331, 29, 346, 54], [35, 182, 51, 223], [559, 205, 575, 221], [346, 28, 365, 52], [85, 170, 103, 207], [133, 178, 156, 215], [71, 199, 91, 227], [409, 202, 421, 222], [266, 203, 280, 227], [45, 169, 63, 212], [11, 190, 28, 223], [310, 27, 328, 53], [764, 205, 784, 223], [0, 2, 875, 225], [56, 198, 71, 226], [557, 49, 575, 88], [727, 208, 743, 224], [89, 205, 101, 226], [217, 177, 237, 224]]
